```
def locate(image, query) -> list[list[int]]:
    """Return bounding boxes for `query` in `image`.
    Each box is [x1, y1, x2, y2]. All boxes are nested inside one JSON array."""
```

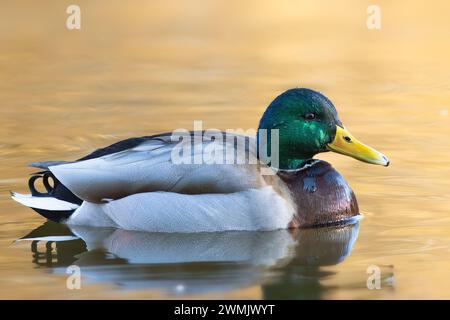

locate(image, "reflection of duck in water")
[[12, 89, 388, 232], [20, 221, 359, 296], [262, 225, 359, 299]]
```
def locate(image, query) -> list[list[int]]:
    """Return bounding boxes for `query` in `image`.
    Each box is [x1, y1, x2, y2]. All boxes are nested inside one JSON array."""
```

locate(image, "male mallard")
[[19, 222, 359, 294], [12, 88, 389, 232]]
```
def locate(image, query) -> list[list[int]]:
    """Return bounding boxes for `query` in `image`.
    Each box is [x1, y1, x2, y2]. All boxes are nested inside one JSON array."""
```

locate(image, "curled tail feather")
[[12, 170, 82, 222]]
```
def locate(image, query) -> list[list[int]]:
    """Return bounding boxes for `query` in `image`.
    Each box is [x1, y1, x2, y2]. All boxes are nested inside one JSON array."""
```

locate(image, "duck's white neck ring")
[[276, 159, 321, 173]]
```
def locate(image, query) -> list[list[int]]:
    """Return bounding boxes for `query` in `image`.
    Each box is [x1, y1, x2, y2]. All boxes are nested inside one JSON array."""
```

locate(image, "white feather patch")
[[68, 201, 119, 228], [11, 193, 79, 211], [66, 187, 295, 233], [18, 236, 79, 242]]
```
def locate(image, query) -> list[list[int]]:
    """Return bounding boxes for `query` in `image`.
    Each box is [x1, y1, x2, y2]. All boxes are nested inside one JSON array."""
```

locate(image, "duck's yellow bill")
[[326, 126, 390, 166]]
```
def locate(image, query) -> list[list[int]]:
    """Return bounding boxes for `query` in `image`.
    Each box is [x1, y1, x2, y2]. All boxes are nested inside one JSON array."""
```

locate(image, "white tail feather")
[[17, 236, 79, 242], [11, 192, 80, 211]]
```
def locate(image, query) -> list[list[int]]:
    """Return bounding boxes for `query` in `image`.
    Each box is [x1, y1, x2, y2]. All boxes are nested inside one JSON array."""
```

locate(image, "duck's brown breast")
[[277, 160, 359, 228]]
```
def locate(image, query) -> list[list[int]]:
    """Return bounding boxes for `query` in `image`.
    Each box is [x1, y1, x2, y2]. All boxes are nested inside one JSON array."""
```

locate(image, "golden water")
[[0, 0, 449, 299]]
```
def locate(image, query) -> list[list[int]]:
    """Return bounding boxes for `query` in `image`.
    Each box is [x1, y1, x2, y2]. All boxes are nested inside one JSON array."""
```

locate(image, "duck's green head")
[[257, 88, 389, 170]]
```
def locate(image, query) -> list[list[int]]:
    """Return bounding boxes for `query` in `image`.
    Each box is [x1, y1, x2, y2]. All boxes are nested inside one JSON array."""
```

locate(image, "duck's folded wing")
[[49, 133, 265, 203]]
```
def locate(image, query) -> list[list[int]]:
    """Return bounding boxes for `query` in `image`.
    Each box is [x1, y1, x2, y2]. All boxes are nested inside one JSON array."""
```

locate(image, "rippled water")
[[1, 1, 449, 299]]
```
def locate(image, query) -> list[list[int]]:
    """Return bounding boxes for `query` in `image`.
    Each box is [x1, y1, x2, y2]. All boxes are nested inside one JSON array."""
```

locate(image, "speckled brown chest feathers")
[[277, 160, 359, 228]]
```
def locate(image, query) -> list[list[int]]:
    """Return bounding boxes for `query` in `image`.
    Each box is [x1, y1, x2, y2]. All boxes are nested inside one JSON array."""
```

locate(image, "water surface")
[[0, 0, 449, 299]]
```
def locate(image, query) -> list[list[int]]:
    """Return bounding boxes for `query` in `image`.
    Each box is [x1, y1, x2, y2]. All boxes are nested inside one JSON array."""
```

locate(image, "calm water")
[[1, 1, 449, 299]]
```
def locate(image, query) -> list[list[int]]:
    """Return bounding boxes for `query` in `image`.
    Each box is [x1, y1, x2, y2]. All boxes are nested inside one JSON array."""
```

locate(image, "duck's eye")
[[303, 113, 316, 120]]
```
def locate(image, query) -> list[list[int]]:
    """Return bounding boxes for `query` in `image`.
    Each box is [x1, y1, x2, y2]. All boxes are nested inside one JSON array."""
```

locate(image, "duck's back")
[[41, 132, 269, 203]]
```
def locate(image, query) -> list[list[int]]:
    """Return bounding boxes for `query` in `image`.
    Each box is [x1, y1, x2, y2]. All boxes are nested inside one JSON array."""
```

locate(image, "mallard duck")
[[19, 221, 359, 294], [12, 88, 389, 232]]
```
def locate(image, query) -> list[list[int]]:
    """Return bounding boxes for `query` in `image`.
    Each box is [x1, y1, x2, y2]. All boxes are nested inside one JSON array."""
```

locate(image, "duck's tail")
[[11, 162, 83, 222]]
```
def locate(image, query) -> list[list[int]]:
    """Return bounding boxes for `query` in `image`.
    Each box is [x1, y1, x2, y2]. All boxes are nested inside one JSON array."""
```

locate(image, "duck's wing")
[[47, 132, 268, 203]]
